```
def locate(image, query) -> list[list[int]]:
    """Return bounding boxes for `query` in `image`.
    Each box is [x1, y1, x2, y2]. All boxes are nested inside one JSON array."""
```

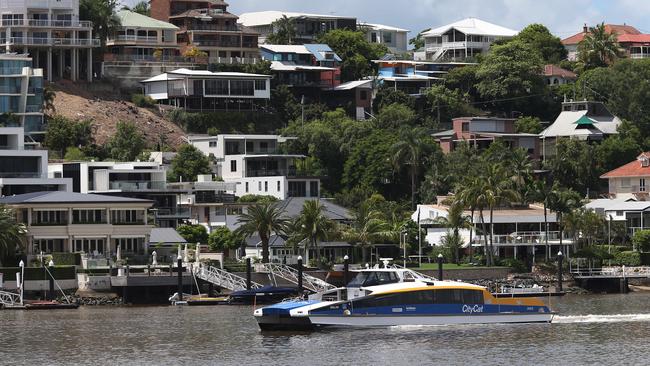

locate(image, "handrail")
[[194, 264, 261, 291], [0, 290, 21, 307], [261, 263, 335, 293]]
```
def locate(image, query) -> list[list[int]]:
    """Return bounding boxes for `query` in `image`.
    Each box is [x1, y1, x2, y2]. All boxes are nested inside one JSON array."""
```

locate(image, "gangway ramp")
[[0, 290, 21, 308], [194, 265, 262, 292], [262, 263, 336, 293]]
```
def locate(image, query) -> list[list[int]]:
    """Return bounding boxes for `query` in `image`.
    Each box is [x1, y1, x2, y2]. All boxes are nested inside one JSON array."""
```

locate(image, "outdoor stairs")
[[194, 265, 262, 292], [262, 263, 336, 293]]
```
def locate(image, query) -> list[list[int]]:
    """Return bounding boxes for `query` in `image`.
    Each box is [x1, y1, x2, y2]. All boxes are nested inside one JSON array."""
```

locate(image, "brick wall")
[[150, 0, 170, 22]]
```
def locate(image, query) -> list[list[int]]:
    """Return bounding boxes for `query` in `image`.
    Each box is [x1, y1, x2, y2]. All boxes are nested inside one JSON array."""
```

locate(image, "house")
[[324, 79, 374, 120], [432, 117, 540, 160], [414, 201, 574, 262], [359, 22, 409, 53], [562, 24, 649, 61], [420, 18, 517, 61], [586, 198, 650, 237], [543, 64, 577, 85], [150, 0, 259, 63], [140, 68, 271, 111], [600, 152, 650, 200], [373, 59, 472, 94], [0, 127, 71, 196], [0, 53, 45, 136], [261, 44, 342, 90], [186, 134, 321, 200], [540, 100, 622, 158], [0, 191, 154, 261], [238, 11, 357, 44], [0, 0, 99, 82]]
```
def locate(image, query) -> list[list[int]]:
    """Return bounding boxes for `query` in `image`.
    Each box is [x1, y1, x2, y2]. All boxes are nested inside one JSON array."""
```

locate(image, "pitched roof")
[[543, 64, 577, 79], [141, 68, 271, 82], [601, 153, 650, 178], [116, 10, 179, 30], [540, 103, 621, 139], [149, 228, 187, 244], [0, 191, 152, 204], [169, 9, 239, 20], [617, 34, 650, 43], [358, 22, 409, 33], [562, 24, 641, 45], [280, 197, 351, 221], [239, 10, 356, 27], [422, 18, 517, 38]]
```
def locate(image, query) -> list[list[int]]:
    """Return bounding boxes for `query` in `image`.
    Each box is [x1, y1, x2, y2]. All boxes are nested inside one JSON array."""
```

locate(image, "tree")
[[544, 138, 600, 196], [444, 65, 480, 99], [207, 226, 242, 253], [514, 24, 567, 64], [548, 186, 583, 250], [317, 29, 388, 81], [176, 224, 208, 245], [80, 0, 121, 48], [423, 84, 477, 126], [578, 23, 622, 69], [130, 1, 149, 16], [342, 129, 398, 195], [409, 28, 430, 50], [64, 147, 87, 161], [44, 116, 94, 157], [374, 103, 417, 129], [632, 230, 650, 252], [391, 127, 433, 210], [107, 121, 145, 161], [234, 202, 288, 263], [183, 46, 208, 59], [0, 205, 26, 266], [168, 144, 211, 182], [434, 200, 471, 263], [288, 200, 336, 263], [373, 86, 415, 113], [267, 15, 297, 45], [343, 201, 390, 263], [531, 180, 552, 260], [43, 85, 56, 113], [515, 116, 544, 134]]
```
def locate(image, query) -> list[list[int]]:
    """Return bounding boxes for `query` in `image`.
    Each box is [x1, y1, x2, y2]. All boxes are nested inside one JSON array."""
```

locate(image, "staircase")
[[194, 264, 262, 292], [0, 290, 21, 308], [262, 263, 336, 293]]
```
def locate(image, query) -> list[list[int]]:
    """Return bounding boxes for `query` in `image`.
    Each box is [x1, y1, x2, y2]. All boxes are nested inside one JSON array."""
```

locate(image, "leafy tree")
[[207, 226, 242, 252], [548, 186, 583, 248], [183, 46, 208, 59], [342, 129, 397, 195], [343, 201, 390, 263], [176, 224, 208, 245], [373, 86, 415, 113], [515, 116, 544, 134], [107, 121, 145, 161], [64, 147, 87, 161], [374, 103, 417, 129], [578, 23, 623, 70], [237, 194, 279, 204], [80, 0, 121, 48], [267, 15, 297, 45], [544, 138, 600, 196], [168, 144, 211, 182], [130, 1, 149, 16], [43, 85, 56, 113], [234, 202, 289, 263], [514, 24, 567, 64], [424, 84, 477, 125], [409, 28, 430, 50], [44, 116, 94, 157], [317, 29, 388, 81], [595, 135, 642, 173], [287, 200, 336, 262], [271, 85, 300, 123], [0, 205, 26, 266], [632, 230, 650, 252], [434, 200, 471, 263], [391, 127, 434, 210], [444, 65, 480, 98]]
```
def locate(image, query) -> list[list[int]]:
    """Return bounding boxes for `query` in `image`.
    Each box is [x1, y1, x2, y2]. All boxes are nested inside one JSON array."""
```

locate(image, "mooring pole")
[[343, 255, 350, 286], [297, 256, 303, 294], [177, 256, 183, 302], [437, 253, 443, 281], [557, 251, 564, 292], [246, 257, 252, 290], [48, 260, 55, 301]]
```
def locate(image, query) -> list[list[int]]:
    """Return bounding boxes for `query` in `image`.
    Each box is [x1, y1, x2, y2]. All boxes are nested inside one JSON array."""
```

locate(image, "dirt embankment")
[[48, 80, 186, 149]]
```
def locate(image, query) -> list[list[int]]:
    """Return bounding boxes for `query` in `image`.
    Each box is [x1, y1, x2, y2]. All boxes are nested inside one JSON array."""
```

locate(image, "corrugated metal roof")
[[0, 191, 152, 204], [149, 228, 187, 244], [116, 10, 179, 30], [239, 10, 355, 27], [540, 109, 621, 138], [359, 22, 409, 33], [423, 17, 517, 37]]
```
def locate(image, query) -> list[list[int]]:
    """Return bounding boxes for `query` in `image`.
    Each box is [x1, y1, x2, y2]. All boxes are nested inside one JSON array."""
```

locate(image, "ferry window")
[[462, 290, 484, 304], [434, 289, 483, 304]]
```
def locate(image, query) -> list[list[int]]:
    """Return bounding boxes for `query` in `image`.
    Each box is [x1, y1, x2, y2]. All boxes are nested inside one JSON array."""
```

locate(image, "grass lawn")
[[416, 263, 507, 270]]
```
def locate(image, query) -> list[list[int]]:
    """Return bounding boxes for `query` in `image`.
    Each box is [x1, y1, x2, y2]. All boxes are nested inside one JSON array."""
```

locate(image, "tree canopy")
[[107, 121, 145, 161], [317, 29, 388, 81], [168, 144, 212, 182]]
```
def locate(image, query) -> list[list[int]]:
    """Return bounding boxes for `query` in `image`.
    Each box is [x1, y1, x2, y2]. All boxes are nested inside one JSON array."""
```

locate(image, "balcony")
[[193, 40, 243, 48], [187, 24, 240, 32], [246, 168, 297, 177], [113, 35, 160, 44], [208, 56, 260, 65], [32, 221, 67, 226], [1, 19, 92, 29], [0, 172, 41, 178], [154, 207, 191, 218], [72, 220, 107, 225], [109, 181, 166, 191], [425, 41, 488, 53], [2, 37, 100, 47], [471, 231, 574, 246], [0, 67, 27, 76]]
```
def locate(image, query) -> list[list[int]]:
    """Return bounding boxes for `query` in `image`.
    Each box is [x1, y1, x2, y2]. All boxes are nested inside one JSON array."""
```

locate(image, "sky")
[[120, 0, 650, 38]]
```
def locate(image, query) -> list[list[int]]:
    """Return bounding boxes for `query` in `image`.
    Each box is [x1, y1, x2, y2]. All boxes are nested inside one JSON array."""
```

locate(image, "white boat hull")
[[308, 313, 554, 327]]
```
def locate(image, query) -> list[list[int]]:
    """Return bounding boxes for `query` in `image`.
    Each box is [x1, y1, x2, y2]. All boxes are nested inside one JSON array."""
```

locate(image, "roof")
[[0, 191, 152, 205], [116, 10, 179, 30], [330, 80, 373, 91], [141, 68, 271, 83], [585, 198, 650, 212], [540, 103, 621, 139], [431, 129, 455, 138], [543, 64, 577, 79], [169, 9, 239, 20], [601, 153, 650, 178], [280, 197, 351, 221], [238, 10, 356, 27], [358, 22, 409, 33], [261, 44, 313, 54], [562, 24, 641, 45], [422, 17, 517, 38], [149, 228, 187, 244], [415, 203, 558, 224], [270, 61, 336, 72]]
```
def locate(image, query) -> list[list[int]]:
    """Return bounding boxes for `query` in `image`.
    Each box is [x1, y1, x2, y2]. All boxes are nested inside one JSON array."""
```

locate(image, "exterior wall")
[[366, 29, 408, 53], [150, 0, 171, 24], [608, 177, 650, 196], [235, 176, 286, 199]]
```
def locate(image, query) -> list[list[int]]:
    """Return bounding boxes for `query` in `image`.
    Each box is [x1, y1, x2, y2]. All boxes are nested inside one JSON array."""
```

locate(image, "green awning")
[[575, 115, 595, 126]]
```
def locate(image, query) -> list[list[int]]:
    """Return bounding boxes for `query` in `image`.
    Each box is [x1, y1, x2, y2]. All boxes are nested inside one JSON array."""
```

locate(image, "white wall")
[[234, 176, 286, 199]]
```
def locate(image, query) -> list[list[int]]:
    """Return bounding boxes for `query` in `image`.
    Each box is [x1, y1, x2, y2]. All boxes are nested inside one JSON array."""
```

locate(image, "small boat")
[[230, 286, 299, 305], [24, 301, 79, 310], [254, 261, 554, 330], [186, 296, 230, 306]]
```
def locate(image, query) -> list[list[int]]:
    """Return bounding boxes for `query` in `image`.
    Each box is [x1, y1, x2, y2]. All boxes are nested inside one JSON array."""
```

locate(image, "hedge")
[[51, 252, 81, 266], [0, 266, 76, 281], [614, 251, 641, 266]]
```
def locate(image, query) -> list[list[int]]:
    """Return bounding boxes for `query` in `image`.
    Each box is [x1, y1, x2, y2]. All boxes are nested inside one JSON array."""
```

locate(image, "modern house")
[[0, 0, 99, 82], [543, 64, 577, 86], [0, 53, 45, 136], [141, 68, 271, 111], [260, 44, 341, 90], [414, 201, 574, 262], [373, 59, 470, 94], [562, 24, 649, 61], [238, 11, 357, 44], [420, 18, 517, 61], [540, 100, 622, 158], [187, 134, 321, 200], [586, 198, 650, 237], [359, 22, 409, 53], [0, 191, 153, 260], [601, 152, 650, 200], [0, 127, 71, 196], [432, 117, 540, 160], [150, 0, 260, 63]]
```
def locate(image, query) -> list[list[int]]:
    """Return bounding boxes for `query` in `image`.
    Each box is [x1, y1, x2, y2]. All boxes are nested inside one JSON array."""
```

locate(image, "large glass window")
[[74, 238, 105, 255], [111, 210, 143, 225], [205, 79, 229, 95], [230, 80, 254, 96], [72, 209, 106, 224], [33, 210, 67, 225], [32, 239, 64, 254]]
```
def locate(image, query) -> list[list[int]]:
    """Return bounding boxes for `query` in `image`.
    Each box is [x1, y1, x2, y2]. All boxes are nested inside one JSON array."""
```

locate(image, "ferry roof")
[[368, 280, 486, 295]]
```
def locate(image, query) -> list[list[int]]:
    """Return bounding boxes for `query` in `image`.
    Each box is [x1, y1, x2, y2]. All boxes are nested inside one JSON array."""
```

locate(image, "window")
[[360, 90, 368, 100], [74, 238, 106, 255], [382, 32, 392, 44], [288, 181, 306, 197], [309, 181, 319, 197], [260, 142, 268, 152], [461, 122, 469, 132], [246, 141, 253, 152], [111, 210, 142, 225], [72, 209, 106, 224], [254, 79, 266, 91], [230, 160, 237, 172], [264, 181, 268, 192], [277, 181, 281, 192], [621, 178, 631, 188], [205, 79, 229, 95], [258, 181, 262, 191], [245, 182, 249, 193], [641, 179, 646, 192], [230, 80, 254, 96], [225, 141, 240, 154], [209, 141, 217, 147]]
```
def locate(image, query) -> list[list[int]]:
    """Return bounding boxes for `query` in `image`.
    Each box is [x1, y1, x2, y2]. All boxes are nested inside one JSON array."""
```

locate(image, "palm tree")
[[578, 23, 622, 68], [343, 202, 390, 264], [234, 202, 288, 263], [291, 200, 336, 264], [457, 176, 486, 264], [0, 205, 26, 266], [131, 1, 150, 16], [548, 186, 583, 253], [509, 148, 533, 203], [267, 15, 297, 45], [531, 180, 552, 261], [43, 85, 56, 114], [434, 199, 471, 263], [80, 0, 121, 48], [391, 127, 430, 210]]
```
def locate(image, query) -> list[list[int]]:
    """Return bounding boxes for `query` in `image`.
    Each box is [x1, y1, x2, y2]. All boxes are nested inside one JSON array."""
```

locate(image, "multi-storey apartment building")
[[0, 0, 98, 82], [0, 53, 45, 136], [0, 126, 71, 196], [150, 0, 259, 63], [187, 134, 321, 200]]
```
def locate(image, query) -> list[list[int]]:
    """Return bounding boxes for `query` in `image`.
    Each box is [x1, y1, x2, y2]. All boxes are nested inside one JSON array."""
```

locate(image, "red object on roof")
[[562, 24, 641, 45], [601, 152, 650, 178], [543, 64, 577, 79]]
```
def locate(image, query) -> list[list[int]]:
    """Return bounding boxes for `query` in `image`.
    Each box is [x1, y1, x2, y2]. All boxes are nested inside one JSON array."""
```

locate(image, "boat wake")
[[553, 313, 650, 324]]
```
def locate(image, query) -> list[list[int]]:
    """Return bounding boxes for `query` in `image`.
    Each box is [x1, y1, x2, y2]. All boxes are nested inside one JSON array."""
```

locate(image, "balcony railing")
[[109, 181, 166, 191], [32, 221, 68, 226], [187, 24, 240, 32], [471, 231, 573, 246], [112, 220, 146, 225], [103, 54, 198, 64], [72, 220, 107, 225], [0, 19, 93, 28], [0, 172, 41, 178], [155, 207, 191, 218], [0, 67, 26, 75], [1, 37, 100, 46], [113, 35, 160, 44], [0, 86, 21, 94], [246, 168, 297, 177], [193, 40, 243, 48], [208, 56, 260, 65]]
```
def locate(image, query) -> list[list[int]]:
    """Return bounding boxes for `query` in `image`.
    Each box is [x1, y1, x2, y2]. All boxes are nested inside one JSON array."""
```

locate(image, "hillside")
[[48, 80, 186, 149]]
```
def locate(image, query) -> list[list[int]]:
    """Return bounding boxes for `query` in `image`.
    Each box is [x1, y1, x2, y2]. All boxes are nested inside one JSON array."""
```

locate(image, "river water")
[[2, 293, 650, 366]]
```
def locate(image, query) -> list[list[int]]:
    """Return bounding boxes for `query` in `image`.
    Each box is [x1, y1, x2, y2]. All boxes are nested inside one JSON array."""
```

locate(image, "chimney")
[[583, 23, 588, 33]]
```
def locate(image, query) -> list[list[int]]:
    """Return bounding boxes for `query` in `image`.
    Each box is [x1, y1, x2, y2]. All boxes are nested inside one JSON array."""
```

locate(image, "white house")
[[359, 22, 409, 53], [421, 18, 517, 61]]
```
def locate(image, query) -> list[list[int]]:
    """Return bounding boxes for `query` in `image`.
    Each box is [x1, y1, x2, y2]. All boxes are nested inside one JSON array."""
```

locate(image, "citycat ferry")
[[254, 261, 554, 330]]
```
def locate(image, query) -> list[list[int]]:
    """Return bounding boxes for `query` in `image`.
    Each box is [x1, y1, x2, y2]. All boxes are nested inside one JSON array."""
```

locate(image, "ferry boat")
[[254, 261, 554, 330]]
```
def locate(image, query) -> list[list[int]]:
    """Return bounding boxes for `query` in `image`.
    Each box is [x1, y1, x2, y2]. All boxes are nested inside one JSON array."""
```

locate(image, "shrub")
[[51, 252, 81, 266], [632, 230, 650, 252], [614, 251, 641, 266], [497, 258, 527, 273], [131, 94, 156, 108], [237, 194, 279, 203]]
